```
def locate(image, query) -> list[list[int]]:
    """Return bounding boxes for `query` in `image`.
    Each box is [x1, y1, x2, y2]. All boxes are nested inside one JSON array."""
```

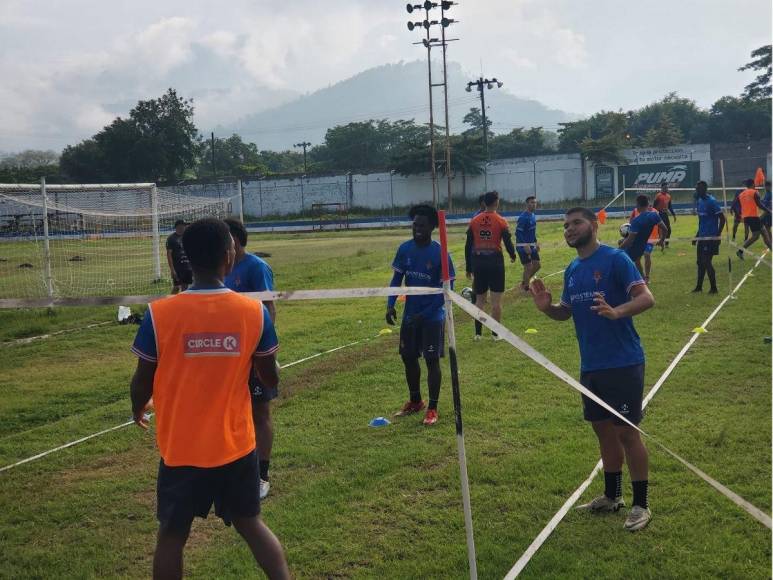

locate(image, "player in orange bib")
[[130, 218, 289, 579], [653, 182, 676, 247], [735, 178, 771, 259], [465, 191, 517, 340]]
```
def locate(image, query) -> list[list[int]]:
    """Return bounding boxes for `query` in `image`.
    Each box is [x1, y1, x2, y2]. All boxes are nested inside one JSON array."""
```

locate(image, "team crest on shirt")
[[593, 270, 603, 284], [567, 276, 575, 288], [426, 261, 433, 270], [183, 333, 241, 357]]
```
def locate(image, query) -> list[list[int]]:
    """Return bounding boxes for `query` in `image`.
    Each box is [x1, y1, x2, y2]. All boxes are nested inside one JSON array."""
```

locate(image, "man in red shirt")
[[653, 182, 676, 247]]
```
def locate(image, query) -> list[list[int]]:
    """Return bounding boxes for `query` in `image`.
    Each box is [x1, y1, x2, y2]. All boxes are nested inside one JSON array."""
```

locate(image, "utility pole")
[[210, 132, 216, 178], [466, 76, 503, 191], [294, 141, 312, 174]]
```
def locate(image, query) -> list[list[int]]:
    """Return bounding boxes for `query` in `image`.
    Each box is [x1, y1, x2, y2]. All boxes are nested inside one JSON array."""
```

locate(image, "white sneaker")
[[259, 479, 270, 500], [577, 495, 625, 512], [624, 505, 651, 531], [473, 334, 482, 341]]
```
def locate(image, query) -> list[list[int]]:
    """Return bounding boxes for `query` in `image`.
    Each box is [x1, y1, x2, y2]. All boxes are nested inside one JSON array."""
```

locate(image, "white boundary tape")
[[503, 249, 771, 578], [0, 321, 113, 348], [0, 331, 385, 473]]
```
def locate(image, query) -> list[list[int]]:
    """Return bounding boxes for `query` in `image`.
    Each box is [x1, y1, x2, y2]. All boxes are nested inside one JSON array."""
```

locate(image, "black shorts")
[[744, 217, 762, 233], [249, 370, 278, 403], [580, 363, 645, 425], [697, 240, 720, 258], [517, 246, 540, 265], [399, 318, 445, 360], [157, 450, 260, 532], [472, 253, 505, 293], [173, 267, 193, 285]]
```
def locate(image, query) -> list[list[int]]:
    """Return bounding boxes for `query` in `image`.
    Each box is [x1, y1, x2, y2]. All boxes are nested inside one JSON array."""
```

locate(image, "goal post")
[[0, 180, 239, 304]]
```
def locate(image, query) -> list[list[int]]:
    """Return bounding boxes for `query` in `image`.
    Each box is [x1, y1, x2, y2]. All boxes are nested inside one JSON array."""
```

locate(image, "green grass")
[[0, 217, 770, 578]]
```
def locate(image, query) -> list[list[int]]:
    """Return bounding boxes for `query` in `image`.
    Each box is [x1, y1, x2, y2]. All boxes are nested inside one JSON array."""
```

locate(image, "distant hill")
[[220, 60, 578, 151]]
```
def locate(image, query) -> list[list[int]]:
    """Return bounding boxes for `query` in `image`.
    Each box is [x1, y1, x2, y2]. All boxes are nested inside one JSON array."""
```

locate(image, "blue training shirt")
[[763, 190, 772, 212], [626, 210, 661, 259], [389, 239, 454, 323], [560, 245, 646, 372], [225, 254, 274, 293], [696, 195, 723, 238], [516, 211, 537, 244], [132, 286, 279, 362]]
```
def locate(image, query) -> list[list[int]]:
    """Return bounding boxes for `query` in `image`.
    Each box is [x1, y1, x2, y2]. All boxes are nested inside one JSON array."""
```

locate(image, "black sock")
[[604, 471, 622, 499], [409, 390, 422, 403], [695, 263, 705, 289], [259, 460, 270, 482], [632, 480, 649, 509], [707, 264, 717, 291], [428, 399, 439, 410]]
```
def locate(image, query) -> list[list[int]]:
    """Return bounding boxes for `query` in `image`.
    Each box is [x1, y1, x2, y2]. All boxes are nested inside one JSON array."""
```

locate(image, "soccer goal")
[[311, 202, 349, 231], [0, 180, 241, 304]]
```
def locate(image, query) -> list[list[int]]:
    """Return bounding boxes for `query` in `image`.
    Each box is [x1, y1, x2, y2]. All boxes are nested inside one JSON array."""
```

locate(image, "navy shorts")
[[697, 240, 720, 258], [517, 246, 540, 265], [173, 267, 193, 286], [763, 213, 771, 228], [580, 363, 645, 425], [400, 318, 445, 360], [472, 253, 505, 294], [156, 450, 260, 532], [249, 368, 278, 402]]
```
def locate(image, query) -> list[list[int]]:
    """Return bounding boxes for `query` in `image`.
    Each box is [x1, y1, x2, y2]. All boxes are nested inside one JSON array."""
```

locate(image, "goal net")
[[0, 181, 240, 302]]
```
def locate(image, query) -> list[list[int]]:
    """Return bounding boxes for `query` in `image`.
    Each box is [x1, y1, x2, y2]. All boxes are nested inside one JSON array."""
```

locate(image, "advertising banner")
[[618, 161, 700, 189]]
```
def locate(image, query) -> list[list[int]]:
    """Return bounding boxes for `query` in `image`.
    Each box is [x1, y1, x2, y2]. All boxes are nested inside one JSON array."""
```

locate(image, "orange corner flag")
[[754, 167, 766, 187], [597, 208, 607, 224]]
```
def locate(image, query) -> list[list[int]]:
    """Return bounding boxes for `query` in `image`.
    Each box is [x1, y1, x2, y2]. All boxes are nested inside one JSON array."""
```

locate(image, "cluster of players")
[[131, 179, 770, 576]]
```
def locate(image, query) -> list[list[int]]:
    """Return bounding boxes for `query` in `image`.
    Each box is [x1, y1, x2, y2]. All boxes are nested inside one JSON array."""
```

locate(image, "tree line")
[[1, 46, 770, 184]]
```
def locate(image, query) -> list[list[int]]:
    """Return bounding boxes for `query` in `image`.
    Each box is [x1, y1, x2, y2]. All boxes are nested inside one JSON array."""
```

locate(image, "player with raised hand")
[[516, 196, 541, 292], [130, 218, 289, 579], [386, 205, 454, 426], [224, 218, 276, 501], [619, 195, 667, 282], [693, 181, 726, 294], [465, 191, 517, 340], [530, 207, 655, 532]]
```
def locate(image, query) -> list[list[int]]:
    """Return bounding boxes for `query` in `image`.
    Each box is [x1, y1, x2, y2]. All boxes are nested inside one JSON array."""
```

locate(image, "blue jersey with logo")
[[626, 210, 661, 259], [696, 195, 723, 237], [224, 254, 273, 293], [391, 240, 454, 323], [560, 245, 646, 372], [516, 211, 537, 244]]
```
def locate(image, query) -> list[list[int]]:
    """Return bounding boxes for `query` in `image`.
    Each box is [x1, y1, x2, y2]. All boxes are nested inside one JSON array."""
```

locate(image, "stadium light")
[[466, 76, 503, 190], [293, 141, 312, 174]]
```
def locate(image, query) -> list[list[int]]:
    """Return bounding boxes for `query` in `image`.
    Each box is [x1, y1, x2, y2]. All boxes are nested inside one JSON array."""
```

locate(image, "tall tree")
[[642, 114, 684, 147], [489, 127, 555, 159], [739, 45, 772, 101]]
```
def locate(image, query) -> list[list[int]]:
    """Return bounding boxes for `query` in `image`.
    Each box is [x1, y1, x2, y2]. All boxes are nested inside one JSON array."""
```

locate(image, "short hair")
[[224, 218, 248, 247], [636, 194, 650, 208], [409, 204, 438, 228], [767, 180, 771, 188], [483, 191, 499, 207], [696, 180, 708, 189], [660, 180, 668, 187], [744, 178, 755, 188], [565, 207, 597, 222], [182, 218, 232, 272], [174, 219, 188, 227], [525, 196, 536, 203], [478, 194, 486, 205]]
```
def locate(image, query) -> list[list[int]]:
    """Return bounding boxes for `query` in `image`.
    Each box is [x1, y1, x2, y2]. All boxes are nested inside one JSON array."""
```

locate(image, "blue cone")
[[369, 416, 391, 427]]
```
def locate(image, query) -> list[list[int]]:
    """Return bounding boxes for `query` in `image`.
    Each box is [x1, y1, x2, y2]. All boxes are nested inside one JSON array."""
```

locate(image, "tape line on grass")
[[0, 332, 381, 473], [503, 250, 770, 579], [1, 321, 113, 348]]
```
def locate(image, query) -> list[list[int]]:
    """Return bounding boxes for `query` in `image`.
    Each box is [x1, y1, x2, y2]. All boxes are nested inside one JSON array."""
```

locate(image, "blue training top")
[[626, 210, 661, 259], [224, 254, 274, 293], [560, 245, 646, 372], [516, 211, 537, 244], [696, 195, 724, 238], [389, 239, 454, 323]]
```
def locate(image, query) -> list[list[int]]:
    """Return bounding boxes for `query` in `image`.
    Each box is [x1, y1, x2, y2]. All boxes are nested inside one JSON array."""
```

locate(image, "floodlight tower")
[[407, 1, 459, 210], [466, 76, 503, 190], [294, 141, 312, 174]]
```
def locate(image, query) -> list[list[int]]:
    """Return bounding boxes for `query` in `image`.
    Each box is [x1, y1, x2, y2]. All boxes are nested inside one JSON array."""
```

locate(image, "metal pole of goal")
[[151, 184, 162, 281], [438, 210, 478, 580], [719, 160, 735, 298], [40, 177, 54, 300]]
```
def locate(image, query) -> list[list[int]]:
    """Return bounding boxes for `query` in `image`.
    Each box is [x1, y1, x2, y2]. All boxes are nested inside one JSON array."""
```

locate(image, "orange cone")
[[754, 167, 766, 187], [597, 208, 607, 225]]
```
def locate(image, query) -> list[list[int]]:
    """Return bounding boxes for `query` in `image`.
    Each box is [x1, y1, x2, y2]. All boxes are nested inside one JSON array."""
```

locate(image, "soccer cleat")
[[577, 495, 625, 512], [473, 334, 482, 341], [422, 408, 438, 425], [737, 249, 745, 260], [394, 400, 426, 417], [259, 479, 270, 500], [691, 287, 702, 293], [624, 505, 652, 531], [708, 287, 718, 294]]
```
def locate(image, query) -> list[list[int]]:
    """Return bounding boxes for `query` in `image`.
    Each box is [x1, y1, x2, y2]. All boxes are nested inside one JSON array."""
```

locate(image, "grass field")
[[0, 215, 770, 579]]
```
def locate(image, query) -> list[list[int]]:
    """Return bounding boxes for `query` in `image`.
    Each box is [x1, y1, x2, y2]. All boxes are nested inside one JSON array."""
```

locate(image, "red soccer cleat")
[[394, 400, 426, 417], [422, 408, 438, 426]]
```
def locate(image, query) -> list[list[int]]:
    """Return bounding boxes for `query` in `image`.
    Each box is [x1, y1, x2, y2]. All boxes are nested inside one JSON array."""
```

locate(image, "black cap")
[[174, 219, 188, 227]]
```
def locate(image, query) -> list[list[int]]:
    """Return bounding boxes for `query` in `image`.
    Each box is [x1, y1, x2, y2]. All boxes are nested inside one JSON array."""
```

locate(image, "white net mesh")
[[0, 183, 239, 300]]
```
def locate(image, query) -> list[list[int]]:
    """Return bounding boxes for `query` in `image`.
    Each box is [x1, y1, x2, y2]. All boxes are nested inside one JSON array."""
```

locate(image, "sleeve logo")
[[183, 333, 241, 357]]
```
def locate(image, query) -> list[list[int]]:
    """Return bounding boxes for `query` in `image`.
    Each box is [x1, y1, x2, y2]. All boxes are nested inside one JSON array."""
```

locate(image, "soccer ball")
[[461, 287, 474, 302], [619, 222, 631, 237]]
